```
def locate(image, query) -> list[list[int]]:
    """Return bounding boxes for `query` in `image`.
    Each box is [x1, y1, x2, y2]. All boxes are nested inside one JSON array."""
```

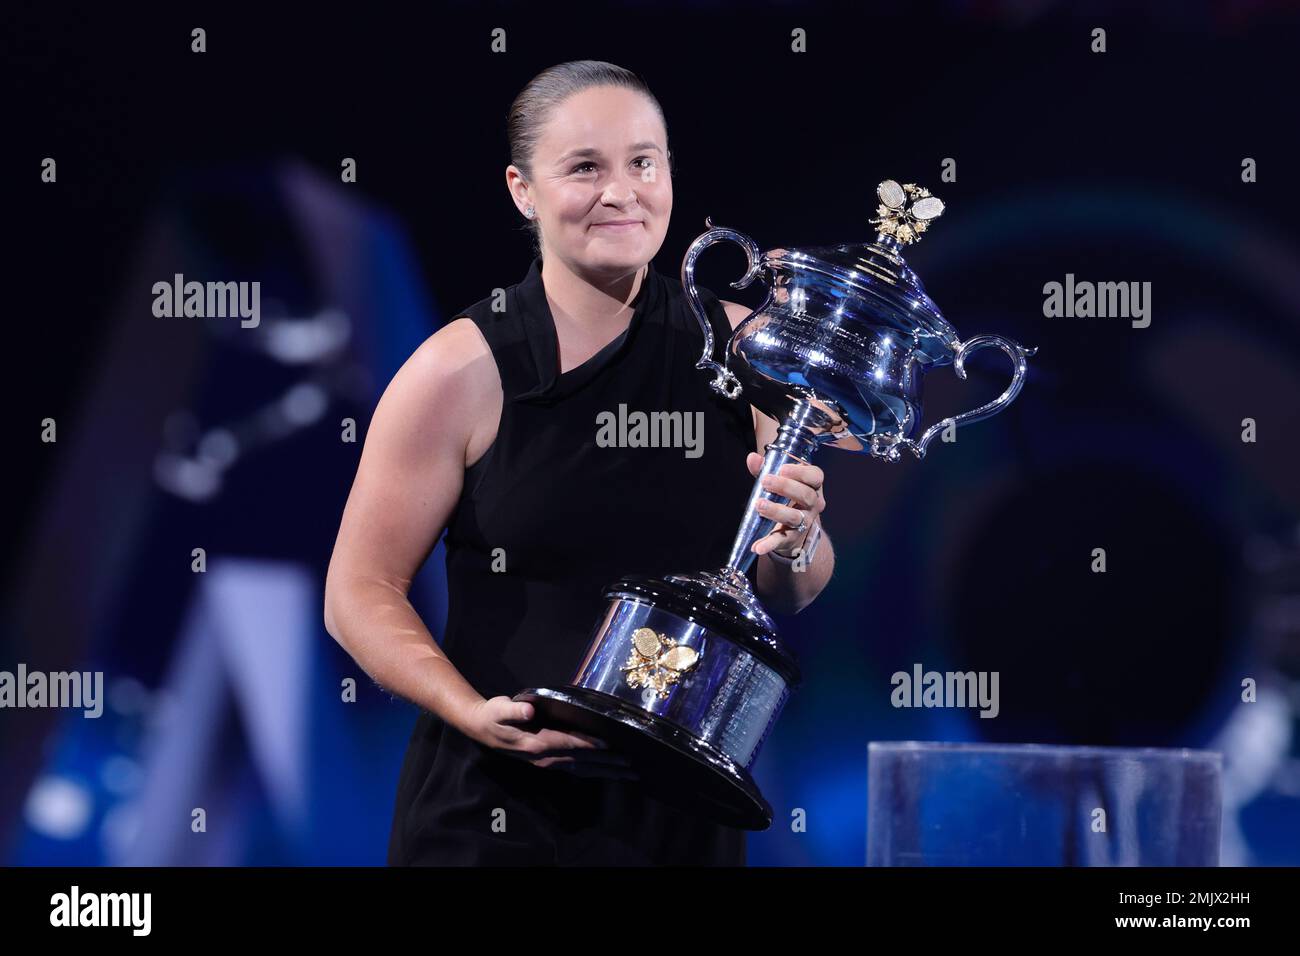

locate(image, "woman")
[[324, 60, 835, 866]]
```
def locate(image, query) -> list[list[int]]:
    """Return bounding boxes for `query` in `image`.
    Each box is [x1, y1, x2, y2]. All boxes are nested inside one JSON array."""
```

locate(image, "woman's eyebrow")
[[556, 142, 662, 163]]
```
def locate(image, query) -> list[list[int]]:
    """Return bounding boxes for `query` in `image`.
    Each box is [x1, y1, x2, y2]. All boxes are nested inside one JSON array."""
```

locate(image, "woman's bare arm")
[[323, 318, 498, 733], [323, 316, 640, 779]]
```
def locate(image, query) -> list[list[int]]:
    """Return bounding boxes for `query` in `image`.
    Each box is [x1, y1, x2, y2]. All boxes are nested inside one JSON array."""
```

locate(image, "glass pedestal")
[[867, 742, 1222, 866]]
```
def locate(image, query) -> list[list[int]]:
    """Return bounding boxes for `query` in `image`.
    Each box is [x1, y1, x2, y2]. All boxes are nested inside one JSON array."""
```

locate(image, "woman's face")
[[511, 86, 672, 277]]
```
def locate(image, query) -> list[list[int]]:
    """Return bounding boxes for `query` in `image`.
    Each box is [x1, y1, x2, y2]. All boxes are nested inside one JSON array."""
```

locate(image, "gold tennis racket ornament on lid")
[[870, 179, 946, 244]]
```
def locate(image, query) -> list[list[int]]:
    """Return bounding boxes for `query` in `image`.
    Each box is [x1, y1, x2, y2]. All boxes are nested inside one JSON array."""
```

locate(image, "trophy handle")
[[895, 335, 1037, 460], [680, 217, 765, 400]]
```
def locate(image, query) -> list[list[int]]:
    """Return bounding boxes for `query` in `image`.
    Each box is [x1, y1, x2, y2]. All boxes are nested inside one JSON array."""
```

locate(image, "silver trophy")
[[517, 180, 1036, 829]]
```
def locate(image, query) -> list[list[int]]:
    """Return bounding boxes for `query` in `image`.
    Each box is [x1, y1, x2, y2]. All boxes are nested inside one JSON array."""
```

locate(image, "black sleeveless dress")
[[386, 254, 760, 865]]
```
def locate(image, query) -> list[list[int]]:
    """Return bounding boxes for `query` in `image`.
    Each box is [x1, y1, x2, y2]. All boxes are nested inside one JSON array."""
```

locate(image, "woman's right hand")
[[461, 696, 640, 781]]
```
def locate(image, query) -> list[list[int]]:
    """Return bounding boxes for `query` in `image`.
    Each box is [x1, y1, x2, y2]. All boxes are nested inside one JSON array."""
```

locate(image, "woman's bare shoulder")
[[720, 299, 751, 330], [375, 317, 501, 465], [404, 317, 500, 395]]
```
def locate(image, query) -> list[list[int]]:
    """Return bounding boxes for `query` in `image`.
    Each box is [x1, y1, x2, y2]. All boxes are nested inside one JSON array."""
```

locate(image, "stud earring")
[[524, 205, 535, 219]]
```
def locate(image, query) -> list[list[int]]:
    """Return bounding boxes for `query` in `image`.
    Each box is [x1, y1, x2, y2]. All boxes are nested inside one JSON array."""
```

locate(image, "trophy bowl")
[[517, 180, 1036, 830]]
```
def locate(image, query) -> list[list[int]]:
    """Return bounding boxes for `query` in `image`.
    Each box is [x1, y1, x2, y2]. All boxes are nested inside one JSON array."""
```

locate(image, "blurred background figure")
[[4, 160, 443, 864]]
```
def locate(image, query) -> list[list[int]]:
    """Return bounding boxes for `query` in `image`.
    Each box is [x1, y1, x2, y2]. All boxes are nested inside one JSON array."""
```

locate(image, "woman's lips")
[[591, 220, 644, 232]]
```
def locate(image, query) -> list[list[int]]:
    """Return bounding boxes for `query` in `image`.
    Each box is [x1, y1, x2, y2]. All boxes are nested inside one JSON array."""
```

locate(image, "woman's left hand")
[[745, 453, 826, 557]]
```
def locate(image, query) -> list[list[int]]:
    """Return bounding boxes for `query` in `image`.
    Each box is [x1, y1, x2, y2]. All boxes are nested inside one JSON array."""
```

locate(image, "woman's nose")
[[602, 184, 639, 206]]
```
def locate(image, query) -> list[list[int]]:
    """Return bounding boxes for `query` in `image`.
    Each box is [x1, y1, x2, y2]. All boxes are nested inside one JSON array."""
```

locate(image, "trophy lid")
[[763, 180, 961, 363]]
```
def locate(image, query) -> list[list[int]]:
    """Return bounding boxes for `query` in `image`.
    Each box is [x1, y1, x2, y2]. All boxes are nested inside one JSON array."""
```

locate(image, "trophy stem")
[[723, 399, 821, 577]]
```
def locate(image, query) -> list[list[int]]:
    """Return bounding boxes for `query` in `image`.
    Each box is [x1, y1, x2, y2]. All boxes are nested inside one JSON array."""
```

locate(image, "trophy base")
[[514, 685, 773, 831]]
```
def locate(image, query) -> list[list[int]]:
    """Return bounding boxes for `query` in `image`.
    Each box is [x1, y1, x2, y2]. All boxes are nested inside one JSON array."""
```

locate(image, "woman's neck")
[[540, 255, 647, 336]]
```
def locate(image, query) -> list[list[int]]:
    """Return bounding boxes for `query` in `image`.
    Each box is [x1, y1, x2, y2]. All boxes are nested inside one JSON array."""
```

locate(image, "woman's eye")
[[572, 158, 655, 174]]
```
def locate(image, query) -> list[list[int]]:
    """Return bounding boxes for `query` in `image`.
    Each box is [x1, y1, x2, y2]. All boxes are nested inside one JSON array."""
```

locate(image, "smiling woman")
[[323, 59, 833, 868], [504, 62, 674, 272]]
